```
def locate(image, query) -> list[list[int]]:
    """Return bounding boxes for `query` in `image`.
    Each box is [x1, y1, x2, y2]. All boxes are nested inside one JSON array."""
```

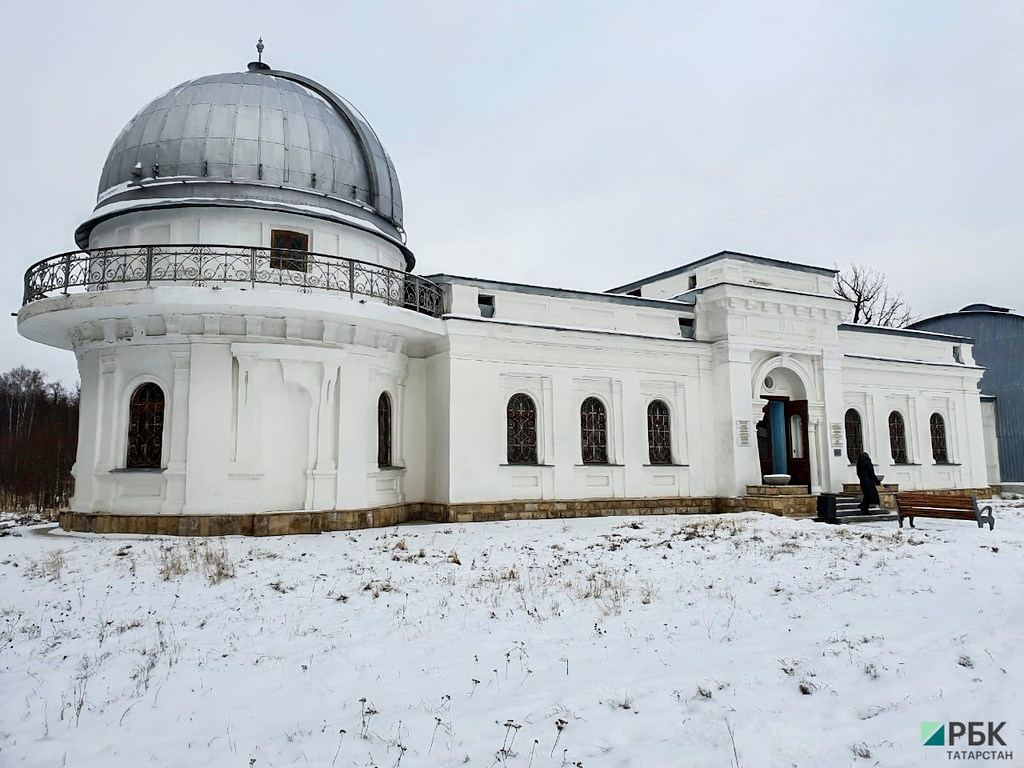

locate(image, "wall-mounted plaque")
[[830, 422, 843, 448], [737, 420, 751, 447]]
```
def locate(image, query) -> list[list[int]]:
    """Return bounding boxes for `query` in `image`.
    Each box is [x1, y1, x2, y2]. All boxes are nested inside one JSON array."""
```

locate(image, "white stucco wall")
[[981, 400, 1001, 486], [443, 282, 694, 338], [65, 292, 439, 516], [87, 206, 406, 271], [438, 317, 710, 504], [838, 327, 988, 491]]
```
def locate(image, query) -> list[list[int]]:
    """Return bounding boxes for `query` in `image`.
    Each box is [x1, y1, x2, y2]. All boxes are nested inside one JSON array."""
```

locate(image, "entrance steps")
[[819, 493, 898, 525]]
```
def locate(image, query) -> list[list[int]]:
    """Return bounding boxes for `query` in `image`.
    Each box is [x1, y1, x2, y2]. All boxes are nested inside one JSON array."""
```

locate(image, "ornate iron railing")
[[22, 244, 445, 318]]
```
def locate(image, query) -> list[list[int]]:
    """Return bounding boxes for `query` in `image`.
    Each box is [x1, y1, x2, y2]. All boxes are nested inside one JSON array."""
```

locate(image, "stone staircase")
[[819, 493, 898, 525]]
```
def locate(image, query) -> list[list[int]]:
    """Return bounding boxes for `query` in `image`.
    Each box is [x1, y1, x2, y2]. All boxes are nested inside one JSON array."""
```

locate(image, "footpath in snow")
[[1, 502, 1022, 767]]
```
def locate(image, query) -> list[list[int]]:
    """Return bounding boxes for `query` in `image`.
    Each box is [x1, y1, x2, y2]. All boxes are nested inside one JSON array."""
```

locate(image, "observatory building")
[[17, 55, 993, 535]]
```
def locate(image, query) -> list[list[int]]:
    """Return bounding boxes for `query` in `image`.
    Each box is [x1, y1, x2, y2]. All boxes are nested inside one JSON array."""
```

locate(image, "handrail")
[[22, 244, 444, 318]]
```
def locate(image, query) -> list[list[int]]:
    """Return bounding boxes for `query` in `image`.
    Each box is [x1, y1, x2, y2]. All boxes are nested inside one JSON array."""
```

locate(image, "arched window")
[[647, 400, 672, 464], [888, 411, 908, 464], [580, 397, 608, 464], [844, 409, 864, 464], [930, 413, 949, 463], [126, 383, 165, 469], [506, 393, 538, 464], [377, 392, 392, 468]]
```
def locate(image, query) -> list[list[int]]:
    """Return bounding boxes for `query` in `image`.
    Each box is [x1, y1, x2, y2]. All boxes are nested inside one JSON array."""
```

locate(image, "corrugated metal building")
[[911, 304, 1024, 486]]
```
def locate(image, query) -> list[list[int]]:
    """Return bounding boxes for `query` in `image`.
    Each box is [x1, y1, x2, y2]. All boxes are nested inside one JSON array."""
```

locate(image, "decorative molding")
[[164, 314, 183, 335], [202, 314, 221, 336], [101, 318, 119, 343], [243, 315, 264, 337]]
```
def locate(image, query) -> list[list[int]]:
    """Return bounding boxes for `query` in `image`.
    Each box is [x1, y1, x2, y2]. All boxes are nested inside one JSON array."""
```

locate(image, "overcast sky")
[[2, 1, 1022, 384]]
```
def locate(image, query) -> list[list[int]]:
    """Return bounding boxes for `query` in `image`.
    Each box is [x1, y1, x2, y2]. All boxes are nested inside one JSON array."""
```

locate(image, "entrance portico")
[[753, 363, 812, 488]]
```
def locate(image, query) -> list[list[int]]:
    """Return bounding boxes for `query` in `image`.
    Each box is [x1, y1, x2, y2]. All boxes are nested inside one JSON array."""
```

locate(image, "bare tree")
[[834, 264, 914, 327], [0, 367, 79, 513]]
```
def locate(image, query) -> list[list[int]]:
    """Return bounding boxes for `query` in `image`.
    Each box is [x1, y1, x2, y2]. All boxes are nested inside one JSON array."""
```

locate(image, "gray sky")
[[3, 1, 1022, 384]]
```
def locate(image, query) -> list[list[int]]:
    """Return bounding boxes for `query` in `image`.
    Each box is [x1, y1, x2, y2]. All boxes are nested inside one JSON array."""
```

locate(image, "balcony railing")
[[22, 244, 445, 318]]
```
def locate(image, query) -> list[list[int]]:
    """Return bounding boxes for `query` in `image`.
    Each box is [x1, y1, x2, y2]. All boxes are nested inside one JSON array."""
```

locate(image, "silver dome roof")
[[85, 68, 410, 262]]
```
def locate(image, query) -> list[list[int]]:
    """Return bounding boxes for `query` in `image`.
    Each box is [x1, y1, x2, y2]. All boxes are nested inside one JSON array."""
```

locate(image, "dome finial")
[[248, 38, 270, 72]]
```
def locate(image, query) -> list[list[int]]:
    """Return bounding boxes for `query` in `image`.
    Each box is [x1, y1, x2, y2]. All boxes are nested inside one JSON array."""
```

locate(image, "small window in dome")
[[270, 230, 309, 272]]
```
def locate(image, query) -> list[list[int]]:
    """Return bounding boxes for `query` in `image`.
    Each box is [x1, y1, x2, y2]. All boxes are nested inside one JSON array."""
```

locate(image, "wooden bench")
[[895, 492, 995, 530]]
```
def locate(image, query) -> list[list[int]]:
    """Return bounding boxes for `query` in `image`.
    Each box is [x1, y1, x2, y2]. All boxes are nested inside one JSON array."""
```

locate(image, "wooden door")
[[784, 400, 810, 487]]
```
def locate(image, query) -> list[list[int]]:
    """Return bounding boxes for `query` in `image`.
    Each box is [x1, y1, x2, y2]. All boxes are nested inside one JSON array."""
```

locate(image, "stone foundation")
[[58, 487, 993, 536], [745, 484, 811, 496], [60, 496, 726, 536], [735, 494, 817, 519]]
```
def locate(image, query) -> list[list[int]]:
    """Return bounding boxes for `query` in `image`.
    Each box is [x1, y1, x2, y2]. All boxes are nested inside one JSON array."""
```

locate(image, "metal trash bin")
[[816, 493, 838, 523]]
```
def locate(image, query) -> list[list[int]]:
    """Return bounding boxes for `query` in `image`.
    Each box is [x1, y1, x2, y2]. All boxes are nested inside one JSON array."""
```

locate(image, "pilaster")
[[182, 343, 232, 514], [710, 341, 760, 496], [162, 350, 190, 513], [820, 351, 848, 492]]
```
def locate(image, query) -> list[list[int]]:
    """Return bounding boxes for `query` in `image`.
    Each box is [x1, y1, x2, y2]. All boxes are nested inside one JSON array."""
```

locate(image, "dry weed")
[[157, 541, 236, 585], [25, 549, 66, 581]]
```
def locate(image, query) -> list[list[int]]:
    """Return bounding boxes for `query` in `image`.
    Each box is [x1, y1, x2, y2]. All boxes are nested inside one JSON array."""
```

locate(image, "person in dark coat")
[[856, 452, 881, 513]]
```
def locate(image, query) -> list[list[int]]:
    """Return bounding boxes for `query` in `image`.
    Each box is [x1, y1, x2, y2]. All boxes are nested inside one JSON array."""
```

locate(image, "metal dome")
[[83, 67, 408, 261]]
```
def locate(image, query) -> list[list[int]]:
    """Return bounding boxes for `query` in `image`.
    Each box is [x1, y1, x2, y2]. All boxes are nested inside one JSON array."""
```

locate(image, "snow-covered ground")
[[1, 502, 1022, 768]]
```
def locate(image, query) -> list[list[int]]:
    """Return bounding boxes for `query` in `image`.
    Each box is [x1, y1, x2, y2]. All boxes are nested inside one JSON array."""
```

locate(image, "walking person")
[[856, 451, 881, 513]]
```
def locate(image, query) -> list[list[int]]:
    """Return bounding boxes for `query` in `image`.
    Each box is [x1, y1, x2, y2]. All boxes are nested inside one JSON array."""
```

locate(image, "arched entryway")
[[755, 367, 811, 487]]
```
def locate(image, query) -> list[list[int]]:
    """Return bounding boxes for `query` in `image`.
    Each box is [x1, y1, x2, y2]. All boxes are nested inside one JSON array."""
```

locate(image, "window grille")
[[647, 400, 672, 464], [126, 383, 164, 469], [581, 397, 608, 464], [506, 393, 538, 464], [888, 411, 908, 464], [930, 413, 948, 463], [377, 393, 392, 468], [270, 229, 309, 272], [844, 409, 864, 464]]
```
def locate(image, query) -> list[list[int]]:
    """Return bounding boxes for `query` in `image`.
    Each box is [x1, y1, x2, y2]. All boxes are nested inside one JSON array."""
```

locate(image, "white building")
[[17, 61, 991, 535]]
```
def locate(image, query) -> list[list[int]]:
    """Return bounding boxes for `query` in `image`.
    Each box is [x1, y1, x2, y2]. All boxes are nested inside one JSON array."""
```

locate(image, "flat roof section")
[[838, 323, 973, 344], [427, 274, 697, 313]]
